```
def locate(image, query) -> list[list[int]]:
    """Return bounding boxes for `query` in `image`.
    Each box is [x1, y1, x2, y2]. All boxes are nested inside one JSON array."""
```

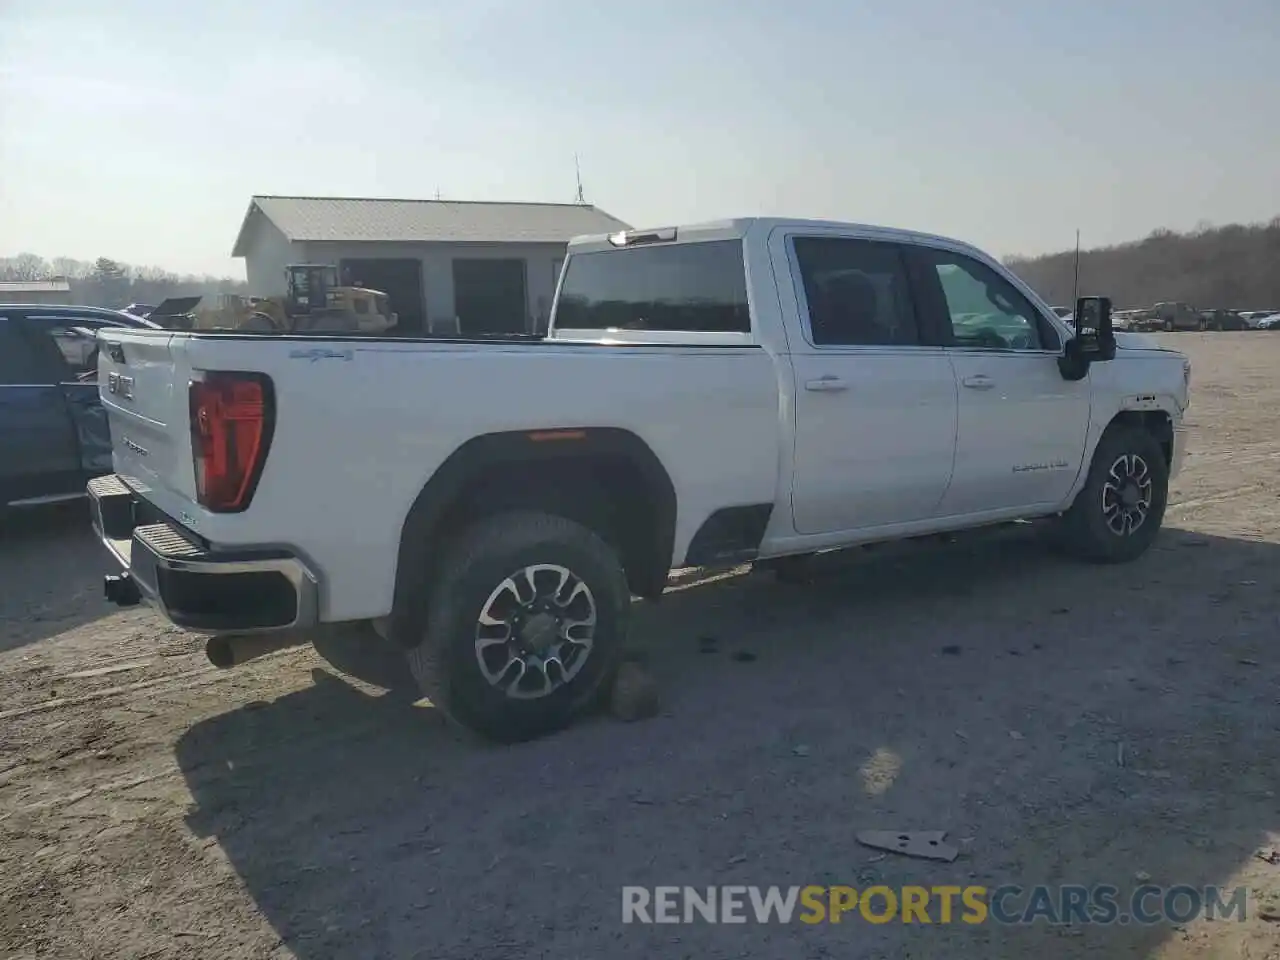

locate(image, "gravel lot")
[[2, 332, 1279, 960]]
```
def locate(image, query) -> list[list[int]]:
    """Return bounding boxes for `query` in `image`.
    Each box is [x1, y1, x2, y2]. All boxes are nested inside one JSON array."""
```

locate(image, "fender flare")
[[389, 427, 678, 639]]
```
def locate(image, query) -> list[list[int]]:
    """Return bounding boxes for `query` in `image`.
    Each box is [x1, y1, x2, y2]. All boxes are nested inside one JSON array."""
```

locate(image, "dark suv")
[[0, 304, 157, 512]]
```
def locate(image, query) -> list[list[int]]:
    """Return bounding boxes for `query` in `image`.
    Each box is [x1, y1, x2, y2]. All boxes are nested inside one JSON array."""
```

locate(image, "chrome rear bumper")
[[88, 474, 319, 634]]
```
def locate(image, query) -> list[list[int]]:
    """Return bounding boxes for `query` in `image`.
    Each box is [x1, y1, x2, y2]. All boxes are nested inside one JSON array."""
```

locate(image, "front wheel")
[[1051, 426, 1169, 563], [405, 511, 629, 742]]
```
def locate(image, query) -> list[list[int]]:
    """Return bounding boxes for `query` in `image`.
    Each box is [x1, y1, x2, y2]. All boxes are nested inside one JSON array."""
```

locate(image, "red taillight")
[[188, 372, 274, 512]]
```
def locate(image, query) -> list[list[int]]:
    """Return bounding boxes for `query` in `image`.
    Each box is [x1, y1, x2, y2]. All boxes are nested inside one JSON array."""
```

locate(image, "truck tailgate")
[[96, 328, 196, 504]]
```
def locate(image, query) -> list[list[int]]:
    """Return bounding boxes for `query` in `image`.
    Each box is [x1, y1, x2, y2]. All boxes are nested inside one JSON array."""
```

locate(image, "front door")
[[910, 247, 1092, 516], [0, 315, 83, 504], [785, 235, 958, 535]]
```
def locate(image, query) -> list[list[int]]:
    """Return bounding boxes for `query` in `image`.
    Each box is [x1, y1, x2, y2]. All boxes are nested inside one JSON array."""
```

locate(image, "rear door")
[[0, 315, 83, 504], [908, 245, 1091, 516], [782, 233, 959, 535]]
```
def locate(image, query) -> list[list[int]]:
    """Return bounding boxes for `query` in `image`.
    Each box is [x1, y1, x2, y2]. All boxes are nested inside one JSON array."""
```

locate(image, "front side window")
[[793, 237, 919, 346], [925, 251, 1048, 351], [555, 240, 749, 333], [43, 322, 106, 377]]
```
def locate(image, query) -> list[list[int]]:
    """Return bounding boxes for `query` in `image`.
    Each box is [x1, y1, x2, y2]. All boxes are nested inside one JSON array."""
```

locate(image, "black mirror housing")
[[1072, 296, 1116, 359], [1058, 295, 1116, 381]]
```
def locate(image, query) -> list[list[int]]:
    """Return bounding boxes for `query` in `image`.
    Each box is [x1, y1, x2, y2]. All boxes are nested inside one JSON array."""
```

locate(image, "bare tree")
[[0, 253, 52, 281], [1006, 216, 1280, 311], [0, 251, 247, 307]]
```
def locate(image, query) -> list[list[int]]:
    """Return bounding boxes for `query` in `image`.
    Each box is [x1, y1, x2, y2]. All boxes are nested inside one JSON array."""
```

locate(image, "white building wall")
[[241, 215, 296, 298], [300, 240, 567, 330], [0, 289, 72, 305]]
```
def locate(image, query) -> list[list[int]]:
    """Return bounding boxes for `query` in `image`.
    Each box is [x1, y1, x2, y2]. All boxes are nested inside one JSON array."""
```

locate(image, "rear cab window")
[[553, 238, 750, 339]]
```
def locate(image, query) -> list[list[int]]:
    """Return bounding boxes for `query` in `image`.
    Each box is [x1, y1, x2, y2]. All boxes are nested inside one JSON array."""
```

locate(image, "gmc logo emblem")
[[107, 373, 134, 399]]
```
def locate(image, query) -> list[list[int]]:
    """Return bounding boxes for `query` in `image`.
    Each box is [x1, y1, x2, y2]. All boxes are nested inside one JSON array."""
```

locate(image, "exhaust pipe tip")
[[104, 574, 142, 607], [205, 635, 236, 669], [205, 631, 308, 669]]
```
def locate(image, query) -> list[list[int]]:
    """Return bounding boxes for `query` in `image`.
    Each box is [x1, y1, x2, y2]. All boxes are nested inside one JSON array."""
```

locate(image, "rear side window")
[[555, 240, 750, 333], [793, 237, 919, 346], [0, 318, 41, 384]]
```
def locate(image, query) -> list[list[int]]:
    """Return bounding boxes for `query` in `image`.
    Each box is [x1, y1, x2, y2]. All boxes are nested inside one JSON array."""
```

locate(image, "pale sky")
[[2, 0, 1277, 278]]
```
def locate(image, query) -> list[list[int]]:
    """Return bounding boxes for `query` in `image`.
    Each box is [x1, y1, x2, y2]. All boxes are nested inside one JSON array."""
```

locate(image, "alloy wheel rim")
[[1101, 454, 1154, 537], [474, 564, 597, 699]]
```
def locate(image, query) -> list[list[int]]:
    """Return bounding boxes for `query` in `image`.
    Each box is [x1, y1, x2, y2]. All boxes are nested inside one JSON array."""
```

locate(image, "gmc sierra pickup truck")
[[89, 218, 1191, 742]]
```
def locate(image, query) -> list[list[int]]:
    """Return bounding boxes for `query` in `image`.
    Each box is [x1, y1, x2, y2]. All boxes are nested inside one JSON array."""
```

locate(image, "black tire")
[[1052, 425, 1169, 564], [405, 511, 629, 743], [1163, 319, 1174, 332]]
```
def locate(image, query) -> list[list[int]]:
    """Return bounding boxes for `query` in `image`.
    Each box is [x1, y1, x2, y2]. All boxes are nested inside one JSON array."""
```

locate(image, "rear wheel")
[[1163, 319, 1174, 332], [405, 511, 629, 742], [1051, 425, 1168, 563]]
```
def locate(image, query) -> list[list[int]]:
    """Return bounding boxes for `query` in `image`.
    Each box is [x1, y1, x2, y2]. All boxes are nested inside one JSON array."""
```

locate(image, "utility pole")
[[1071, 228, 1081, 306]]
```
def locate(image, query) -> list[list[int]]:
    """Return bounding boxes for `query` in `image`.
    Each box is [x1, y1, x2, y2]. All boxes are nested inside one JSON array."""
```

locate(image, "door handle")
[[804, 376, 849, 392], [961, 374, 995, 390]]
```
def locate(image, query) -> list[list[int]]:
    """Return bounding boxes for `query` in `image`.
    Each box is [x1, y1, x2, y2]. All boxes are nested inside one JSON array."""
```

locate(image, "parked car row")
[[1109, 303, 1280, 332], [0, 304, 158, 513]]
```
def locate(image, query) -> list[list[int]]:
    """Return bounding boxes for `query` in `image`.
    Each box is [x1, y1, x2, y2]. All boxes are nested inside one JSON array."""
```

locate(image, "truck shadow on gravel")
[[0, 501, 116, 653], [175, 526, 1280, 959]]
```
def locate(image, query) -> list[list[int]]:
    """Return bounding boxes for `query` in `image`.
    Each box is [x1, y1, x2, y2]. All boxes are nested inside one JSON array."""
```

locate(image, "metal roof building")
[[0, 278, 72, 305], [232, 195, 631, 335]]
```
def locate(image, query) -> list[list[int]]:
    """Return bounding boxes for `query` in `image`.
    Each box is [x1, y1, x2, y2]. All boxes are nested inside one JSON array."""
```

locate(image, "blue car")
[[0, 304, 159, 512]]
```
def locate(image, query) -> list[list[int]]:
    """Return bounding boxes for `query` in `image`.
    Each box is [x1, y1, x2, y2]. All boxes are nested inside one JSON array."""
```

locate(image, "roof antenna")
[[573, 154, 586, 204], [1070, 228, 1081, 307], [434, 186, 442, 201]]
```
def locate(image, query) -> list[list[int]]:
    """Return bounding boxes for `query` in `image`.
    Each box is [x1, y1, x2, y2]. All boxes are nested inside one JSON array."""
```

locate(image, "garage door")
[[339, 259, 425, 334], [452, 259, 528, 335]]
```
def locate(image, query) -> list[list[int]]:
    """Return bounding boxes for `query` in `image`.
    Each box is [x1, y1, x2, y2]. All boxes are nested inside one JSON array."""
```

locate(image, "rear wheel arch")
[[389, 428, 676, 647]]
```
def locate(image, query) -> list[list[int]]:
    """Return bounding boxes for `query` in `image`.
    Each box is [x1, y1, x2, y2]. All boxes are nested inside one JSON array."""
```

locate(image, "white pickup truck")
[[89, 218, 1191, 741]]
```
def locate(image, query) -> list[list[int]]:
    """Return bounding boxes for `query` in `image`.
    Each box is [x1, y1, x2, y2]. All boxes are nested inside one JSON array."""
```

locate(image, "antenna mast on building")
[[435, 186, 442, 201], [574, 154, 586, 204]]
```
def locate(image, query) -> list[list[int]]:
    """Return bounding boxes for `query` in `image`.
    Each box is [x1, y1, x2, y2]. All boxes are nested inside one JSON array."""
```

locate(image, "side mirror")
[[1058, 296, 1116, 380]]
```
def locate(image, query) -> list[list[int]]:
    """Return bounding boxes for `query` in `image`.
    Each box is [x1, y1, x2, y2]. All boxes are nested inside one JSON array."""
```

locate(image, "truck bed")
[[95, 326, 782, 621]]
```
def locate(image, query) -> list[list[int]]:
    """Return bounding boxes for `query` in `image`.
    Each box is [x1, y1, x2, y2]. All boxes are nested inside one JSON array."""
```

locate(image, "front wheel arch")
[[1052, 422, 1170, 564]]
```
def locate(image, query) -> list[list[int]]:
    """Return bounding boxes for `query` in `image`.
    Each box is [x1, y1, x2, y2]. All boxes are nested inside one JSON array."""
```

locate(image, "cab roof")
[[565, 217, 986, 257]]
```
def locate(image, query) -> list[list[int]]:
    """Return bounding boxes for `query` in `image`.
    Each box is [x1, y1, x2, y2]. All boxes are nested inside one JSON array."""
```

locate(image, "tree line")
[[0, 253, 247, 309], [1006, 217, 1280, 312], [9, 216, 1280, 316]]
